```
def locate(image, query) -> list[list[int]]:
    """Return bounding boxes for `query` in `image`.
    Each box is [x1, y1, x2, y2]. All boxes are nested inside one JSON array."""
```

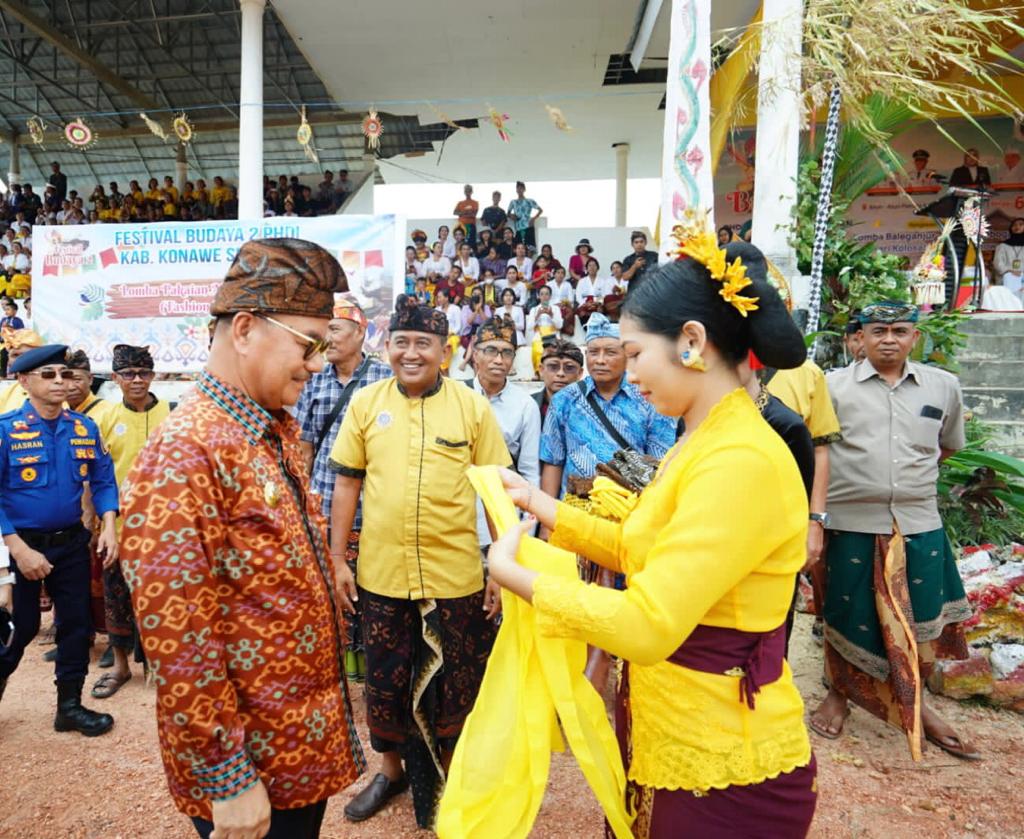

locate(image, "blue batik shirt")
[[295, 356, 392, 522], [539, 375, 676, 496]]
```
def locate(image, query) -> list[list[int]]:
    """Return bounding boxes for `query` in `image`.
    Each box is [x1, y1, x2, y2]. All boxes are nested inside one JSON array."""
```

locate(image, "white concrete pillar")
[[751, 0, 803, 278], [175, 142, 188, 194], [613, 142, 629, 227], [237, 0, 265, 220], [7, 140, 20, 187]]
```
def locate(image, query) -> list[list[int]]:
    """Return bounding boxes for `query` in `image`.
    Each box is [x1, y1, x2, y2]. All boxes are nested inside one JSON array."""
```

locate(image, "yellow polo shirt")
[[0, 381, 28, 414], [766, 359, 842, 445], [330, 377, 511, 599], [105, 398, 171, 487]]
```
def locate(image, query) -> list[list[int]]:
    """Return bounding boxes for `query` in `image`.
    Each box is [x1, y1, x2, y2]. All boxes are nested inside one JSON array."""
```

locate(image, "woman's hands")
[[486, 518, 538, 603]]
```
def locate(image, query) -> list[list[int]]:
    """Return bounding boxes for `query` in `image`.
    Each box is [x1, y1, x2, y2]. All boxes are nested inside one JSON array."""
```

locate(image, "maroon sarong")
[[611, 623, 816, 839]]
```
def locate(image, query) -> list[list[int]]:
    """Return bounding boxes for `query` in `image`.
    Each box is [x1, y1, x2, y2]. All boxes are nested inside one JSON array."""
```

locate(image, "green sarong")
[[823, 528, 971, 681], [820, 526, 971, 758]]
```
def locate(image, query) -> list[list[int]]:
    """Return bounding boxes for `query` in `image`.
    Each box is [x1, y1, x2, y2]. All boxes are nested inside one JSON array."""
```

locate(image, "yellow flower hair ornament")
[[670, 211, 759, 317]]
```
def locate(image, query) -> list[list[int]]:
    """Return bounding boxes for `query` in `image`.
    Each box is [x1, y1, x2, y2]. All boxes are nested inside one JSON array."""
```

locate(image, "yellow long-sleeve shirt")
[[533, 388, 812, 793]]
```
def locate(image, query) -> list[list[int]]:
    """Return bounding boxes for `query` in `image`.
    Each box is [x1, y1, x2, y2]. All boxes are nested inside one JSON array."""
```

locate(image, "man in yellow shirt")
[[90, 344, 170, 699], [0, 328, 44, 413], [329, 297, 510, 830], [764, 359, 842, 570]]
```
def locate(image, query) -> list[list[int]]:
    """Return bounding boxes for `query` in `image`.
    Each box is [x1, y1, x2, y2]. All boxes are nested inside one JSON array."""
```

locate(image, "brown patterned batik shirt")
[[120, 371, 365, 820]]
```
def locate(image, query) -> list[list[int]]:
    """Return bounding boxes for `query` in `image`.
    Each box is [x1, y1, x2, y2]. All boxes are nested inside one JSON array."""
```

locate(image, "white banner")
[[31, 216, 406, 372], [660, 0, 715, 257]]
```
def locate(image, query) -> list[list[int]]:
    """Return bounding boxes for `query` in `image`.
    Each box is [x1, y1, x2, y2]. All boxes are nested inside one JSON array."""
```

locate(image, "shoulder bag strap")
[[579, 381, 634, 452], [313, 356, 372, 457]]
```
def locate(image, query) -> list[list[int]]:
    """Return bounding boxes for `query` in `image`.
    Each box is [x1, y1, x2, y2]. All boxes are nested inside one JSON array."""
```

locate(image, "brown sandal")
[[925, 729, 982, 761], [90, 672, 130, 699]]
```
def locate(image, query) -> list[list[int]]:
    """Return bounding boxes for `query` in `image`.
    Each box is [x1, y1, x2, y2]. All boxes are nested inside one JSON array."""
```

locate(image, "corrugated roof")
[[0, 0, 468, 190]]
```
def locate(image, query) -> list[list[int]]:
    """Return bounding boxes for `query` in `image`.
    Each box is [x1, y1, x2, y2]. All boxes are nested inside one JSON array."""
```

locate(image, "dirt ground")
[[1, 613, 1022, 839]]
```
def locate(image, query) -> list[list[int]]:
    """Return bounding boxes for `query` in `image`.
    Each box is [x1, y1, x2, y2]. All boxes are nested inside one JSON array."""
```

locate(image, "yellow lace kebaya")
[[532, 389, 812, 793]]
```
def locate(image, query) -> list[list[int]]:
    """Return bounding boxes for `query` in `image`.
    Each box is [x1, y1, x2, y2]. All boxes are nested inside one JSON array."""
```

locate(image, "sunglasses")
[[28, 368, 70, 380], [254, 313, 329, 360], [116, 369, 156, 381]]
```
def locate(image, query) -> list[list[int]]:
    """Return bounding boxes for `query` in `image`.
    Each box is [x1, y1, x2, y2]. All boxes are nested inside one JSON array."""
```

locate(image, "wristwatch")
[[809, 512, 830, 527]]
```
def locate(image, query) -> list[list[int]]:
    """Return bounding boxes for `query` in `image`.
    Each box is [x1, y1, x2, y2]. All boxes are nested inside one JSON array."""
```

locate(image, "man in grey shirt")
[[810, 301, 977, 761]]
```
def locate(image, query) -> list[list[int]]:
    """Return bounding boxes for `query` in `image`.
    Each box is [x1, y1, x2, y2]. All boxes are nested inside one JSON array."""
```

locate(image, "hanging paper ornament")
[[64, 117, 96, 150], [26, 116, 45, 147], [488, 108, 512, 143], [139, 112, 168, 141], [296, 106, 319, 164], [173, 113, 194, 144], [428, 102, 468, 132], [544, 105, 573, 132], [362, 108, 383, 151]]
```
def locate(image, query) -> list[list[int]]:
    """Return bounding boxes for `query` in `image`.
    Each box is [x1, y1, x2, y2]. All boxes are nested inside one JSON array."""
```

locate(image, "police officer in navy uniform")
[[0, 345, 120, 735]]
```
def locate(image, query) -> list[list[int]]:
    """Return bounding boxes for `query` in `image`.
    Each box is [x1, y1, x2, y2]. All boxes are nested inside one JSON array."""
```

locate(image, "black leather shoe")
[[343, 772, 409, 822], [0, 675, 7, 705], [53, 679, 114, 737], [43, 647, 58, 663]]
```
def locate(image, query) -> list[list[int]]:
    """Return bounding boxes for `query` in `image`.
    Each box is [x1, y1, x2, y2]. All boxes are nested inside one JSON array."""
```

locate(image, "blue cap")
[[585, 313, 620, 343], [9, 344, 69, 375]]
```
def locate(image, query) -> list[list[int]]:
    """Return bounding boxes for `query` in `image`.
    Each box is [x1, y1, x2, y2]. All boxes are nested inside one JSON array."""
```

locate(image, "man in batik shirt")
[[121, 239, 365, 839]]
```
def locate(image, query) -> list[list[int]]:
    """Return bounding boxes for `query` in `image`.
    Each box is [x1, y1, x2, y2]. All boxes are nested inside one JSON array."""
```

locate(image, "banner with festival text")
[[31, 215, 405, 372]]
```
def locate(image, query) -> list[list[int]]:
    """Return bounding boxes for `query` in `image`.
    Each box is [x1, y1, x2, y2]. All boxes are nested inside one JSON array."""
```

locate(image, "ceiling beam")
[[15, 109, 369, 144], [0, 0, 159, 110]]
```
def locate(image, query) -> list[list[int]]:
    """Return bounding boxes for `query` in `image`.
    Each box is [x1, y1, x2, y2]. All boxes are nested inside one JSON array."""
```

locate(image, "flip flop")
[[808, 705, 850, 740], [91, 672, 130, 699], [925, 730, 982, 761]]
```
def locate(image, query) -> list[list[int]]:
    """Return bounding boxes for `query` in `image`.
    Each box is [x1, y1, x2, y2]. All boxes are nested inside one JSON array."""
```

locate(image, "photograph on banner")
[[714, 116, 1024, 266], [30, 215, 406, 372]]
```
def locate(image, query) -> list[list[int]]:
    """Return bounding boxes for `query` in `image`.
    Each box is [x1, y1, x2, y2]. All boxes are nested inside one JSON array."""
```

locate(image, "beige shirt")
[[826, 358, 965, 534]]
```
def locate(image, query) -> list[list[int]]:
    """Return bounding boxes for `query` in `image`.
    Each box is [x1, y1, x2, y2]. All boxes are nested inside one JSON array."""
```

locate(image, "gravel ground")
[[1, 613, 1022, 838]]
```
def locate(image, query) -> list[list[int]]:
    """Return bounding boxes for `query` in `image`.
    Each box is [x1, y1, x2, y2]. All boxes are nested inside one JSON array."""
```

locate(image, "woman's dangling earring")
[[680, 347, 707, 372]]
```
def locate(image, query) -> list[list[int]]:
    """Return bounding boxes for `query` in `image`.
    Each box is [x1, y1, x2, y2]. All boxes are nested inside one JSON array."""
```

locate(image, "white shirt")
[[422, 255, 451, 278], [442, 237, 456, 259], [510, 256, 533, 280], [442, 303, 462, 335], [549, 280, 575, 307], [3, 253, 29, 272], [509, 280, 529, 308], [456, 255, 480, 281], [495, 304, 526, 346], [527, 303, 563, 343], [469, 377, 542, 545], [576, 276, 614, 301], [10, 221, 30, 235]]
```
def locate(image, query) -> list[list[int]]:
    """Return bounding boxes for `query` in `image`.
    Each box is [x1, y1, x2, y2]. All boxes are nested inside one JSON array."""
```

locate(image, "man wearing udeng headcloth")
[[121, 238, 366, 839], [488, 224, 818, 837]]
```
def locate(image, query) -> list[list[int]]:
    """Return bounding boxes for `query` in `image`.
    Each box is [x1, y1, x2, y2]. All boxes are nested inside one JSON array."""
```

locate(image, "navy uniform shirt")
[[0, 402, 119, 535]]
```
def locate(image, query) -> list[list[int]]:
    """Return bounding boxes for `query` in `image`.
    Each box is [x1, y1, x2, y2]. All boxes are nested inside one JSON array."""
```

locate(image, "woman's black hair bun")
[[723, 241, 806, 370]]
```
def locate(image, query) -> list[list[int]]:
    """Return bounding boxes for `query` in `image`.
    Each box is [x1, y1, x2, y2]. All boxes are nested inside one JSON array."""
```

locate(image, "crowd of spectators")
[[0, 161, 361, 302], [406, 182, 661, 380]]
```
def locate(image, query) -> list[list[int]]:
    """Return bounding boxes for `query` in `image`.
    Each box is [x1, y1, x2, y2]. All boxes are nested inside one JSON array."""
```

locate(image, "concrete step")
[[958, 360, 1024, 389], [959, 334, 1024, 361], [958, 313, 1024, 337], [963, 386, 1024, 423], [980, 421, 1024, 458]]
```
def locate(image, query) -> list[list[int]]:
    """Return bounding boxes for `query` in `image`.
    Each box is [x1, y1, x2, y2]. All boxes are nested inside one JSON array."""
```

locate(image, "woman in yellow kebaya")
[[488, 232, 818, 838]]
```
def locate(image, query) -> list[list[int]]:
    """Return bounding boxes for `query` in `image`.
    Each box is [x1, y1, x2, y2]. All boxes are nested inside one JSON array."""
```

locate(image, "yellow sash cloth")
[[437, 466, 632, 839]]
